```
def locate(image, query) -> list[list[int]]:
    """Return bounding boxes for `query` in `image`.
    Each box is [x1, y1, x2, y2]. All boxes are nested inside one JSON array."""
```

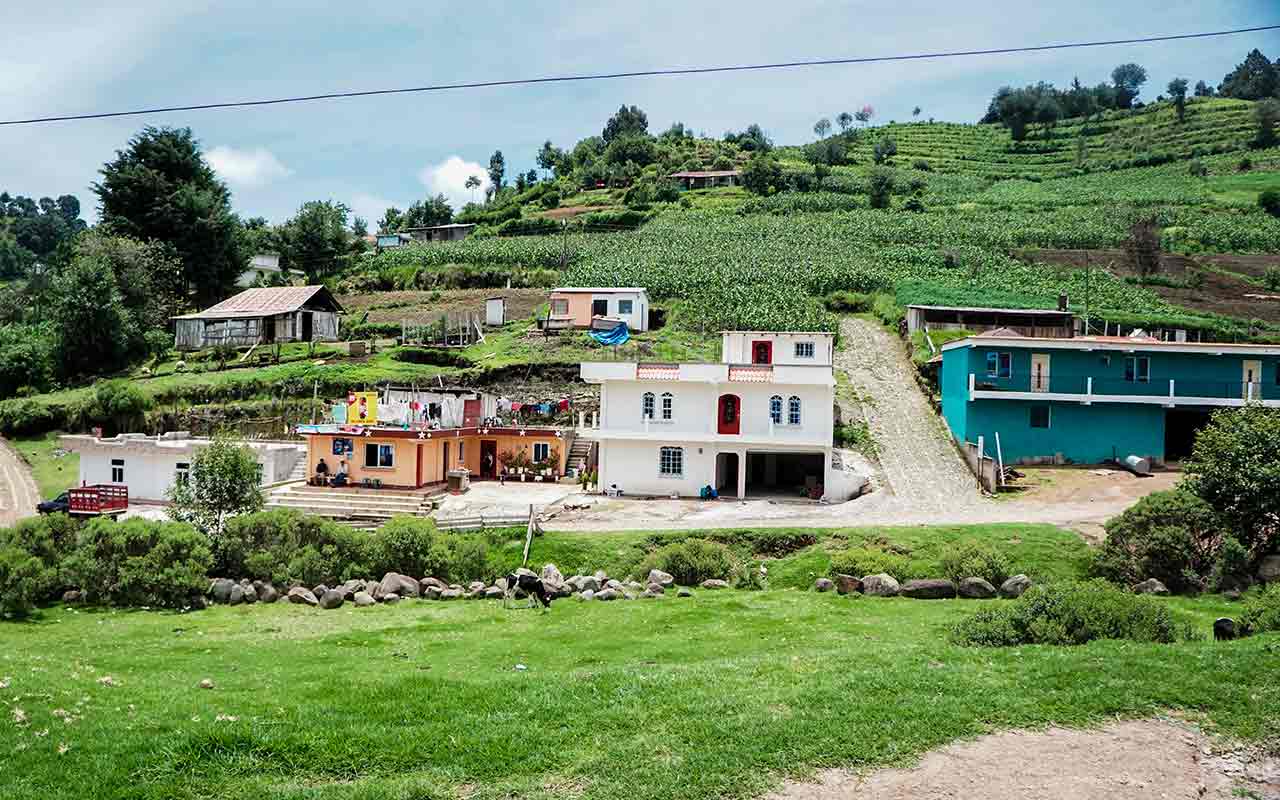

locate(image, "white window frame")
[[787, 396, 802, 426], [617, 299, 634, 315], [642, 391, 656, 420], [769, 395, 783, 424], [794, 341, 815, 359], [110, 458, 124, 484], [551, 298, 569, 316], [175, 462, 190, 486], [364, 442, 395, 469], [1125, 356, 1150, 383], [660, 392, 674, 421], [533, 442, 550, 462], [658, 446, 684, 478]]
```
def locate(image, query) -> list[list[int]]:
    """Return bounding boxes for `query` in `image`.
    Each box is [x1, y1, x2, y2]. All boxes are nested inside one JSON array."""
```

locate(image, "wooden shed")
[[173, 285, 343, 350]]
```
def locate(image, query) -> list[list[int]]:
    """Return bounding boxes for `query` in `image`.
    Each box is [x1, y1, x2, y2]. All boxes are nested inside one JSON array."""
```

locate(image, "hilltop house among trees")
[[666, 170, 741, 190], [173, 285, 343, 350]]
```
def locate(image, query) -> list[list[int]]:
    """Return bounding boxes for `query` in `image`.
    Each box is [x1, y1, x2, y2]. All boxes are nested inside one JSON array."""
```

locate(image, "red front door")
[[463, 399, 481, 427], [752, 340, 773, 365], [718, 394, 741, 435]]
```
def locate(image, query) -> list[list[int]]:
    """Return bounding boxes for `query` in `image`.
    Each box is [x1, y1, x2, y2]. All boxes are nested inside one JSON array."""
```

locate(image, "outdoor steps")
[[567, 438, 593, 472], [265, 485, 435, 521], [286, 457, 308, 482]]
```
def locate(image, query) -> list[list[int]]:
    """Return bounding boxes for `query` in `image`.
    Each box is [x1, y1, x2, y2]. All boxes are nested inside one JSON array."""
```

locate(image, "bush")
[[871, 293, 905, 326], [220, 509, 370, 587], [1261, 189, 1280, 219], [912, 159, 932, 171], [1237, 156, 1253, 172], [824, 290, 873, 312], [365, 516, 492, 583], [950, 581, 1195, 647], [939, 539, 1012, 585], [1091, 489, 1223, 593], [829, 546, 929, 581], [1187, 159, 1208, 178], [1264, 267, 1280, 292], [0, 515, 81, 617], [64, 518, 212, 609], [540, 190, 561, 209], [496, 217, 560, 237], [1210, 536, 1253, 592], [1239, 584, 1280, 636], [867, 167, 895, 209], [637, 538, 735, 585], [732, 560, 768, 590]]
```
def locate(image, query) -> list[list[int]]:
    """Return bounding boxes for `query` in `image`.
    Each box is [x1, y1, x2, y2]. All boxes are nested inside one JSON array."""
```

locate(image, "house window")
[[642, 392, 655, 420], [364, 442, 395, 468], [769, 395, 783, 424], [175, 462, 190, 486], [533, 442, 550, 463], [618, 299, 634, 315], [794, 341, 815, 359], [1030, 405, 1050, 429], [1124, 356, 1150, 383], [721, 395, 737, 424], [110, 458, 124, 484], [659, 446, 684, 477], [788, 396, 802, 425], [986, 352, 1012, 378], [551, 299, 569, 316], [458, 442, 465, 463], [661, 392, 673, 420]]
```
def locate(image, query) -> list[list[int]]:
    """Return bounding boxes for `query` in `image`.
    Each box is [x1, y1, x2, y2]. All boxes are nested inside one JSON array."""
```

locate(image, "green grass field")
[[9, 430, 78, 500]]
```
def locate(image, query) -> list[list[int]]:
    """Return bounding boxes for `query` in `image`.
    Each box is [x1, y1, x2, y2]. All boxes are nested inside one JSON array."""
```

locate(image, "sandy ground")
[[435, 481, 574, 520], [0, 437, 40, 526], [767, 719, 1280, 800]]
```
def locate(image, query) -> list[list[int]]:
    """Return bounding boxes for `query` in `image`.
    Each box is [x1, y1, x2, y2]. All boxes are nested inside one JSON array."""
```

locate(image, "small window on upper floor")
[[986, 352, 1012, 379], [1125, 356, 1150, 383], [618, 299, 634, 315], [642, 391, 655, 420], [787, 396, 802, 425], [110, 458, 124, 484], [794, 341, 815, 359], [661, 392, 673, 420], [769, 395, 783, 424]]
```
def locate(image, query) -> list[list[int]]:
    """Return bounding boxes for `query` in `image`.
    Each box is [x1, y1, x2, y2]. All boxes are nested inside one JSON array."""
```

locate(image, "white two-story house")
[[578, 331, 859, 501]]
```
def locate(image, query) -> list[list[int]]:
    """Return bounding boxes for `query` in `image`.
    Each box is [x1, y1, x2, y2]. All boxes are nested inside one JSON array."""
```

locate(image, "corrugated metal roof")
[[551, 287, 649, 294], [907, 304, 1073, 316], [667, 170, 740, 178], [174, 286, 341, 320]]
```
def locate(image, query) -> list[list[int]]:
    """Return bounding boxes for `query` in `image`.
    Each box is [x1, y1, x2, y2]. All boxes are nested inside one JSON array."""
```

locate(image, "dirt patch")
[[999, 466, 1181, 542], [766, 719, 1280, 800], [540, 205, 617, 219], [337, 288, 548, 325], [0, 436, 40, 526]]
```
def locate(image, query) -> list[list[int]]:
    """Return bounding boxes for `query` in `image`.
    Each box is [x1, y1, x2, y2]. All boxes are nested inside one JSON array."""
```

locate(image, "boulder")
[[541, 563, 564, 584], [439, 588, 463, 601], [605, 579, 622, 590], [596, 588, 619, 601], [228, 584, 245, 605], [241, 584, 258, 604], [209, 578, 235, 604], [253, 582, 279, 604], [365, 580, 380, 597], [382, 593, 401, 604], [545, 581, 573, 598], [516, 567, 537, 580], [1213, 618, 1237, 641], [834, 574, 862, 595], [861, 573, 900, 597], [625, 580, 646, 592], [958, 577, 997, 599], [319, 590, 344, 610], [579, 589, 595, 602], [378, 573, 420, 599], [1132, 578, 1170, 595], [641, 589, 663, 599], [900, 579, 957, 599], [62, 589, 82, 604], [423, 585, 443, 600], [647, 569, 674, 587], [579, 575, 601, 593], [468, 581, 486, 594], [999, 574, 1033, 599], [814, 578, 835, 593], [312, 585, 329, 601], [484, 586, 503, 599], [646, 582, 665, 595], [353, 591, 376, 607], [420, 577, 447, 593], [593, 569, 608, 583], [1258, 554, 1280, 584], [677, 587, 693, 598], [701, 579, 729, 590], [287, 587, 319, 606]]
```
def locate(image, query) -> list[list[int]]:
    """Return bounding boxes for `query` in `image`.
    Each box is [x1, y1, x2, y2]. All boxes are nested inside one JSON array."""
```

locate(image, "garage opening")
[[715, 452, 739, 495], [746, 452, 825, 499], [1164, 409, 1213, 462]]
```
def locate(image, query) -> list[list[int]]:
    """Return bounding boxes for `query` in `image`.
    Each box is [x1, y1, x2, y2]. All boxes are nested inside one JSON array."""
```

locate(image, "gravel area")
[[0, 437, 40, 526]]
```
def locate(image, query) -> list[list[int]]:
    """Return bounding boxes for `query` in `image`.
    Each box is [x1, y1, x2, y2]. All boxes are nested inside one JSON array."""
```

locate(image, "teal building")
[[940, 332, 1280, 465]]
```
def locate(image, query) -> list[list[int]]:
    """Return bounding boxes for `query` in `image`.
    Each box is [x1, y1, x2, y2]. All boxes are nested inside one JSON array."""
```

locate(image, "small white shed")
[[485, 297, 506, 327]]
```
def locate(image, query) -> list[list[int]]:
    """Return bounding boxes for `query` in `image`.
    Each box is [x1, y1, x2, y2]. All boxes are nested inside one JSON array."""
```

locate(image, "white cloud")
[[207, 146, 292, 187], [350, 192, 397, 229], [418, 156, 490, 212]]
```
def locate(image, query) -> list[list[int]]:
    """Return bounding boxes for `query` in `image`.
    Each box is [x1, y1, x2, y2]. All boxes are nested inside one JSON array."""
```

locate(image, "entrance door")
[[751, 340, 773, 365], [1030, 353, 1050, 392], [1243, 360, 1262, 400], [301, 312, 313, 342], [442, 441, 450, 475], [480, 440, 497, 479], [592, 298, 609, 317], [717, 394, 741, 435]]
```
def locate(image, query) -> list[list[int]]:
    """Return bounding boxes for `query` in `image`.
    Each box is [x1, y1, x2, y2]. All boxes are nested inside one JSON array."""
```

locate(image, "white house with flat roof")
[[577, 331, 861, 501], [549, 288, 650, 331]]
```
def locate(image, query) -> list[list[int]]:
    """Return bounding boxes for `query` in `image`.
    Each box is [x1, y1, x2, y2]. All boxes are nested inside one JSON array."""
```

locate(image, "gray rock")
[[579, 589, 595, 602], [228, 584, 244, 605], [641, 589, 663, 599], [814, 578, 835, 593], [241, 584, 258, 604], [579, 575, 601, 593], [423, 585, 443, 600], [999, 574, 1032, 598], [516, 567, 537, 579], [439, 588, 463, 601], [62, 589, 82, 604], [1214, 617, 1237, 641], [209, 578, 235, 604], [1132, 578, 1170, 595], [593, 569, 608, 583], [958, 577, 997, 599], [701, 579, 729, 590], [900, 579, 957, 599], [353, 591, 376, 607], [287, 587, 318, 606], [378, 572, 420, 598], [319, 589, 344, 610], [647, 569, 674, 587], [382, 593, 401, 604], [253, 581, 279, 604], [622, 591, 637, 601], [365, 581, 380, 597], [834, 574, 862, 595], [541, 563, 564, 584], [468, 581, 486, 594], [625, 580, 646, 591], [420, 576, 447, 593], [677, 587, 693, 598], [596, 588, 619, 601], [1258, 554, 1280, 584], [646, 582, 665, 595], [605, 579, 622, 590], [484, 586, 503, 599], [861, 573, 900, 597], [312, 585, 329, 600]]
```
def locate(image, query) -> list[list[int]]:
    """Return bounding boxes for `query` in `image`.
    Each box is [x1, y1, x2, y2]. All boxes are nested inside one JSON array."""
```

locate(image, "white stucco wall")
[[721, 332, 835, 366], [596, 439, 833, 499], [591, 291, 649, 332]]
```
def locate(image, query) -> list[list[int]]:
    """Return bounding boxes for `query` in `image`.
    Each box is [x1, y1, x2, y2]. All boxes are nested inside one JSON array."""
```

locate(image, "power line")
[[2, 25, 1277, 127]]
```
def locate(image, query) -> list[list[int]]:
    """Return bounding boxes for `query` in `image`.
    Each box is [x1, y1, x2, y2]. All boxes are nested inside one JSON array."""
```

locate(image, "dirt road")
[[0, 437, 40, 526]]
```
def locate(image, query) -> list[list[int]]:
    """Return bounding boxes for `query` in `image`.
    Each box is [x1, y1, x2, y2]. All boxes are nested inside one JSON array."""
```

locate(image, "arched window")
[[642, 392, 655, 420], [661, 392, 674, 420], [769, 395, 783, 424], [787, 396, 802, 425]]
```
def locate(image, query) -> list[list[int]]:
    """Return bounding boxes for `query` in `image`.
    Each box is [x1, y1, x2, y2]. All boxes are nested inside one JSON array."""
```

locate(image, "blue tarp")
[[589, 323, 630, 346]]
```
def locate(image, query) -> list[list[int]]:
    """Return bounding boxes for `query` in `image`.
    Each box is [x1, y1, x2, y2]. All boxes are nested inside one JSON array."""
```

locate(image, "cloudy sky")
[[1, 1, 1276, 225]]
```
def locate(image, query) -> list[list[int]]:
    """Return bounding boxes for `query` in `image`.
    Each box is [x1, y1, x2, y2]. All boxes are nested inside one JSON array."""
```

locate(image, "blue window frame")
[[986, 352, 1012, 379]]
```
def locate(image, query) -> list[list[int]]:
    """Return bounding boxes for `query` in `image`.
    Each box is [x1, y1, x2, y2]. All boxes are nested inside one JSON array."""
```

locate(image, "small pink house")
[[548, 287, 650, 332]]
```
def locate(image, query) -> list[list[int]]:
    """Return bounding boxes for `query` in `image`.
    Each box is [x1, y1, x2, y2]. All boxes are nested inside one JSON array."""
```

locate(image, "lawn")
[[9, 430, 78, 500]]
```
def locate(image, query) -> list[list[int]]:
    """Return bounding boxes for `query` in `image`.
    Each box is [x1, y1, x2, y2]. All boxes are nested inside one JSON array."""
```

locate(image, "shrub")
[[732, 560, 768, 590], [1210, 536, 1253, 592], [871, 293, 905, 326], [833, 421, 877, 456], [1237, 156, 1253, 172], [704, 529, 817, 558], [824, 290, 873, 313], [1261, 189, 1280, 219], [912, 159, 932, 171], [64, 518, 212, 609], [950, 581, 1195, 647], [496, 217, 560, 237], [1239, 584, 1280, 635], [540, 190, 560, 209], [1091, 489, 1223, 593], [829, 546, 929, 580], [1264, 267, 1280, 292], [939, 539, 1012, 585], [867, 167, 894, 209], [0, 515, 80, 617], [637, 538, 735, 585], [1187, 159, 1208, 178], [220, 509, 370, 587], [365, 516, 441, 578]]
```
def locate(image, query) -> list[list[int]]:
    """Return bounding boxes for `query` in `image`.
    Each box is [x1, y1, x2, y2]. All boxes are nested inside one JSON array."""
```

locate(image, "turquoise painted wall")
[[940, 348, 969, 444], [964, 399, 1166, 464]]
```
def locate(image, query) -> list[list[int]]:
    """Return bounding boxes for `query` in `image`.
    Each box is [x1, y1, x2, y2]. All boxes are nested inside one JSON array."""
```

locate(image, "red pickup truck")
[[39, 484, 129, 517]]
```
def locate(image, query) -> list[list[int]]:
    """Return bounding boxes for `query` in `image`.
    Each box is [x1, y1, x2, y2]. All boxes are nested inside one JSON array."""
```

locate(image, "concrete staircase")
[[265, 484, 436, 526], [567, 437, 593, 474], [285, 455, 308, 483]]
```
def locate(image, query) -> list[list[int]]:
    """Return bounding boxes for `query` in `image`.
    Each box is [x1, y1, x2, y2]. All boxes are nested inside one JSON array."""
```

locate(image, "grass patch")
[[9, 430, 78, 500]]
